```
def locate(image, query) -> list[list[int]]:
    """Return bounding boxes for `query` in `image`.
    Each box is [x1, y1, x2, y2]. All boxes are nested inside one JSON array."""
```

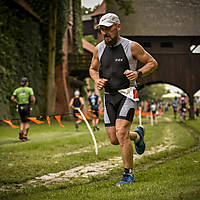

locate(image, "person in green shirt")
[[11, 77, 35, 141]]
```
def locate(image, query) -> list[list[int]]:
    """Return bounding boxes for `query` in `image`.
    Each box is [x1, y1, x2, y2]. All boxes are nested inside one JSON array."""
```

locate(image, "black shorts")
[[91, 109, 99, 118], [18, 104, 30, 122], [104, 93, 135, 127], [73, 109, 79, 118]]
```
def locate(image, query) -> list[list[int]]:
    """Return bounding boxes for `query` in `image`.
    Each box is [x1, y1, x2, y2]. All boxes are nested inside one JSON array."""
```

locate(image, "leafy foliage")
[[56, 0, 70, 65], [0, 0, 75, 119], [0, 1, 48, 119], [83, 35, 98, 46], [139, 84, 168, 102], [107, 0, 135, 15], [82, 4, 101, 15]]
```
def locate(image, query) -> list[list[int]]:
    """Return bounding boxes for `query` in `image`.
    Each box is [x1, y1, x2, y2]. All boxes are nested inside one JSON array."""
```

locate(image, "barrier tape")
[[1, 108, 162, 129]]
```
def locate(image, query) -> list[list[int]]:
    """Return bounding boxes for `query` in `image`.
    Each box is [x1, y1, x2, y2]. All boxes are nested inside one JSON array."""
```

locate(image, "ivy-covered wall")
[[0, 0, 71, 120], [0, 1, 48, 120]]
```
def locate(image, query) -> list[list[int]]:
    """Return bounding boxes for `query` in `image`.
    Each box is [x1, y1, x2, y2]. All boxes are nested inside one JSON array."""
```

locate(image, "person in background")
[[180, 97, 187, 122], [89, 13, 158, 186], [11, 77, 35, 141], [69, 90, 85, 131], [195, 96, 199, 117], [88, 89, 102, 131], [172, 101, 178, 119], [164, 102, 169, 112], [147, 101, 151, 113], [151, 101, 157, 121]]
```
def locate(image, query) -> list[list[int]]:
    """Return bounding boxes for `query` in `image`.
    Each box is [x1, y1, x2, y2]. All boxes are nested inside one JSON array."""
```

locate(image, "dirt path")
[[0, 135, 176, 192], [26, 133, 176, 186]]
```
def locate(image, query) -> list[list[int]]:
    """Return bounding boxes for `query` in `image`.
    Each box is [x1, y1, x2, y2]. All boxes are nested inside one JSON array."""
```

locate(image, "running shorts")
[[104, 92, 135, 127], [18, 104, 30, 122], [73, 109, 79, 118], [91, 109, 99, 118], [152, 110, 156, 115]]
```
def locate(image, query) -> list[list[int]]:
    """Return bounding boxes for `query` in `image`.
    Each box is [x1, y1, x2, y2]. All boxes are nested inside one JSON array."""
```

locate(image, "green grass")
[[11, 151, 200, 200], [0, 114, 200, 200]]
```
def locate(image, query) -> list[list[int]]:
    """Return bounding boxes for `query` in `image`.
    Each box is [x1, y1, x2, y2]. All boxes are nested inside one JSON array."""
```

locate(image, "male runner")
[[151, 101, 157, 121], [180, 97, 187, 121], [11, 77, 35, 141], [69, 90, 85, 131], [89, 13, 158, 186]]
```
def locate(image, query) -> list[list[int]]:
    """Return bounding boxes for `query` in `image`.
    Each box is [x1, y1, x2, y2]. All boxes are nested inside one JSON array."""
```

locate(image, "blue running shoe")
[[23, 137, 30, 142], [116, 174, 135, 187], [134, 125, 145, 155]]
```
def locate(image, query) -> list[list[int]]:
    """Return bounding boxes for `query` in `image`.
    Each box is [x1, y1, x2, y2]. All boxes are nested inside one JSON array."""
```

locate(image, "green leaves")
[[107, 0, 135, 15]]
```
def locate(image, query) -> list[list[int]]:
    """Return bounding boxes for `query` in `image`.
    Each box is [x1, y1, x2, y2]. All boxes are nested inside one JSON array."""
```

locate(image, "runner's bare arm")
[[80, 97, 85, 110], [11, 95, 18, 104], [98, 97, 102, 106], [30, 95, 35, 104], [124, 42, 158, 81], [89, 46, 108, 90], [69, 98, 74, 108]]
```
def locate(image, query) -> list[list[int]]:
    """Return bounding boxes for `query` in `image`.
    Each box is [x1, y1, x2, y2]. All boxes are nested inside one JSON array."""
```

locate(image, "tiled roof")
[[90, 0, 106, 17], [107, 0, 200, 36]]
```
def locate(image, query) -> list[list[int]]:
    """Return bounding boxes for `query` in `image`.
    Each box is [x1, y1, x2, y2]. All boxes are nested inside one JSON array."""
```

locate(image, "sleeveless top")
[[88, 94, 99, 110], [97, 37, 137, 93], [73, 97, 81, 108]]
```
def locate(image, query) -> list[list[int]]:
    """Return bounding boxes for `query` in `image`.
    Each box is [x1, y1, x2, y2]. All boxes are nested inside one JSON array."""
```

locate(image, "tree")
[[46, 0, 57, 115], [139, 84, 168, 102], [82, 4, 100, 15], [107, 0, 135, 15]]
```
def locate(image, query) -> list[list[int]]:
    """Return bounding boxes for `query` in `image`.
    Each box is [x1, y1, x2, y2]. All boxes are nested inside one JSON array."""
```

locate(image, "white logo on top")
[[115, 58, 123, 62]]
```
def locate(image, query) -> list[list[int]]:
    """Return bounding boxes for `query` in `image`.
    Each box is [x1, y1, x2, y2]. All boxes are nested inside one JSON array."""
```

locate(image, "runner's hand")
[[124, 70, 138, 81], [95, 78, 108, 90]]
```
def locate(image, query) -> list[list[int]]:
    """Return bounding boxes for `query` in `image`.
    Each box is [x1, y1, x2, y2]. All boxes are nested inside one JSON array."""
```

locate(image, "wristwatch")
[[137, 70, 143, 78]]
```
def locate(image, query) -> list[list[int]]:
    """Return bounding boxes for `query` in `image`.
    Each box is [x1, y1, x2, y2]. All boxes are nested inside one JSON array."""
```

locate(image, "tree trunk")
[[55, 29, 70, 114], [61, 29, 70, 112], [46, 0, 57, 115], [189, 95, 195, 120], [62, 0, 74, 112], [69, 0, 74, 51]]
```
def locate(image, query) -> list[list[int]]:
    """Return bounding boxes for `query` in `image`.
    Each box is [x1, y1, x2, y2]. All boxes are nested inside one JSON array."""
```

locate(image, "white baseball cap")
[[74, 90, 80, 96], [96, 13, 120, 28]]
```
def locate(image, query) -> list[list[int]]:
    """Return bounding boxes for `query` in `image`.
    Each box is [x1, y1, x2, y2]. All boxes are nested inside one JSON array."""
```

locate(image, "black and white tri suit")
[[97, 37, 138, 126]]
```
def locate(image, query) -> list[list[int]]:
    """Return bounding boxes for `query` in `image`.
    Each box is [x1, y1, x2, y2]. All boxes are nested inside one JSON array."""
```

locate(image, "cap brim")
[[96, 21, 114, 29]]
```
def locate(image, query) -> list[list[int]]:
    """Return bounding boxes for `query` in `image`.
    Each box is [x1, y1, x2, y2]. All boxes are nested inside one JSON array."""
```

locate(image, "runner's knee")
[[110, 137, 119, 145], [116, 126, 130, 143]]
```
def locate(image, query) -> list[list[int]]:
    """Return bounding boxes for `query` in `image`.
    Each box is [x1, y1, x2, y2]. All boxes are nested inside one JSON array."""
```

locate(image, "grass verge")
[[0, 114, 199, 199]]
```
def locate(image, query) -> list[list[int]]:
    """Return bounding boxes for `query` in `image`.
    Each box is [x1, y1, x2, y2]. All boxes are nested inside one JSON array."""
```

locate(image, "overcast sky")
[[81, 0, 103, 8]]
